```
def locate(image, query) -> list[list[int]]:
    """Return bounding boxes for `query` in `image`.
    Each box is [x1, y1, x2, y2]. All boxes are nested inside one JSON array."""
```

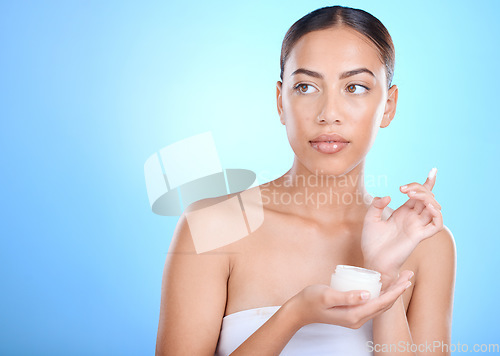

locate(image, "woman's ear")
[[380, 84, 399, 128], [276, 81, 285, 125]]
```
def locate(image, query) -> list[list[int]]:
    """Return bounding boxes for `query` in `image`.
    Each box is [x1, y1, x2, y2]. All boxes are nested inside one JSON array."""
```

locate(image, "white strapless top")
[[215, 306, 373, 355]]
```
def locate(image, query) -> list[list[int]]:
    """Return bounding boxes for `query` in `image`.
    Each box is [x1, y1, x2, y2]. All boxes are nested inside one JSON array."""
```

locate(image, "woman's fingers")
[[400, 168, 437, 194], [365, 196, 392, 223], [407, 194, 442, 232], [378, 270, 413, 297], [411, 201, 443, 240], [320, 272, 414, 328], [334, 273, 412, 320], [418, 205, 435, 225], [400, 168, 438, 210], [325, 288, 371, 307], [400, 184, 435, 198], [400, 185, 430, 210], [398, 269, 415, 281], [419, 203, 444, 239], [402, 189, 438, 213], [407, 191, 442, 210], [423, 167, 437, 191]]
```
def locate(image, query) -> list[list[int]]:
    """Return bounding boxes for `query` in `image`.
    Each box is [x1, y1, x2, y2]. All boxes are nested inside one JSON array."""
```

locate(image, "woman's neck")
[[270, 157, 373, 225]]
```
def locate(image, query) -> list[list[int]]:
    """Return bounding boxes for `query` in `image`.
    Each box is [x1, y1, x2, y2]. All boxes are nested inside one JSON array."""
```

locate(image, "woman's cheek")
[[290, 98, 314, 118]]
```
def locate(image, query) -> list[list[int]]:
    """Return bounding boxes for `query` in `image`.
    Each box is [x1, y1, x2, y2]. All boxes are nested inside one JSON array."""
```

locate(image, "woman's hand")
[[361, 168, 444, 283], [286, 271, 414, 329]]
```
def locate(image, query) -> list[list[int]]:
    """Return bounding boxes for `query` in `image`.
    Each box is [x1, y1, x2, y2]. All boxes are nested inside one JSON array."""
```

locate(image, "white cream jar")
[[330, 265, 382, 299]]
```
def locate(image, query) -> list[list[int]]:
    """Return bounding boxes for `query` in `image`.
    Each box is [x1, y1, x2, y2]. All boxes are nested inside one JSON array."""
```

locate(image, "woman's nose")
[[316, 92, 341, 125]]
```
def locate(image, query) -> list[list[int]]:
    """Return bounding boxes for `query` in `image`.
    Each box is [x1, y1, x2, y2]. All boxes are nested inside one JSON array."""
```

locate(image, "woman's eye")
[[295, 83, 317, 94], [346, 84, 369, 94]]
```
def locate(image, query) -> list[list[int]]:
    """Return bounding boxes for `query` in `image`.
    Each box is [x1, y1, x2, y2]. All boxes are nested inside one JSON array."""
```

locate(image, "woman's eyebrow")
[[291, 68, 324, 79], [290, 67, 375, 80], [339, 68, 376, 80]]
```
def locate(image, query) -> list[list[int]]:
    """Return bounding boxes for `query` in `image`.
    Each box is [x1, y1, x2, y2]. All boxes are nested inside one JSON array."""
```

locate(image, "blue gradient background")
[[1, 1, 498, 354]]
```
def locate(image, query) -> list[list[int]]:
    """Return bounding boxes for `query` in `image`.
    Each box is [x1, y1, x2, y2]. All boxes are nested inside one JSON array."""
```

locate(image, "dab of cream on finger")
[[428, 167, 437, 180]]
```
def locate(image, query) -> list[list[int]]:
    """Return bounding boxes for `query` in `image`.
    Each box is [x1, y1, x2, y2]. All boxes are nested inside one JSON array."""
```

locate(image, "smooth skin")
[[156, 26, 456, 355]]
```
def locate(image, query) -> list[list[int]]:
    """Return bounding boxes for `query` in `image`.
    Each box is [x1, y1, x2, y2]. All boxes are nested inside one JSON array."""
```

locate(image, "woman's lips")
[[309, 141, 349, 154]]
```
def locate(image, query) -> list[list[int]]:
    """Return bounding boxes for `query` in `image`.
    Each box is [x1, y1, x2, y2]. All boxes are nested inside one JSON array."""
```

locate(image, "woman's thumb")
[[366, 196, 391, 221]]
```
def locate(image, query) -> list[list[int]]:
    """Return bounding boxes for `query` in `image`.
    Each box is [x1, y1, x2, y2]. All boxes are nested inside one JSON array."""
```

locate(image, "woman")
[[156, 5, 456, 355]]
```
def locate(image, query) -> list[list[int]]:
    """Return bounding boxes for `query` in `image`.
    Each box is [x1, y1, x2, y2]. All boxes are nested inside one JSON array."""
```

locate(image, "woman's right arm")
[[155, 211, 230, 355]]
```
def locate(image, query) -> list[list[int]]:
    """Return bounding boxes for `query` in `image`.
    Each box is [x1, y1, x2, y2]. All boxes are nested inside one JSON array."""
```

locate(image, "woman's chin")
[[305, 164, 350, 178]]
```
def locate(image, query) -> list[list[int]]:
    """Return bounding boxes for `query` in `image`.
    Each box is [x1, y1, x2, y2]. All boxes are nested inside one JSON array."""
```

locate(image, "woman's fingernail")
[[428, 167, 437, 180], [409, 190, 417, 196], [400, 185, 408, 190], [409, 271, 414, 279], [405, 281, 412, 289], [428, 203, 435, 209], [361, 292, 370, 300]]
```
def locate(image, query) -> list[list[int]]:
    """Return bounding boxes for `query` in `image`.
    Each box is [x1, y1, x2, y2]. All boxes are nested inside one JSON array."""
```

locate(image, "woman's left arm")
[[362, 168, 456, 354], [371, 226, 456, 355], [406, 225, 456, 354]]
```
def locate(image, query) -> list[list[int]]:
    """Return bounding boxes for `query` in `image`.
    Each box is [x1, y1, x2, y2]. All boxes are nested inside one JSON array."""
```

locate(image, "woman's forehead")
[[285, 27, 385, 80]]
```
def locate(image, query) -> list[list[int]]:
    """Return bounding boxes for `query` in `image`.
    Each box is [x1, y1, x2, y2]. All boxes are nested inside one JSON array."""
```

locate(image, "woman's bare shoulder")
[[185, 184, 265, 213], [415, 224, 456, 263], [180, 185, 267, 254]]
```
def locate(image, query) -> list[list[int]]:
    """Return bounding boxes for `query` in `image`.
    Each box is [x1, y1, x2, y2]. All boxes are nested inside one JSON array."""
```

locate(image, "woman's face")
[[277, 26, 398, 177]]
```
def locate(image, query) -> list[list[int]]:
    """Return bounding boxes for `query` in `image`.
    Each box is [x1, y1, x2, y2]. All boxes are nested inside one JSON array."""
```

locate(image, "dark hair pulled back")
[[280, 6, 395, 88]]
